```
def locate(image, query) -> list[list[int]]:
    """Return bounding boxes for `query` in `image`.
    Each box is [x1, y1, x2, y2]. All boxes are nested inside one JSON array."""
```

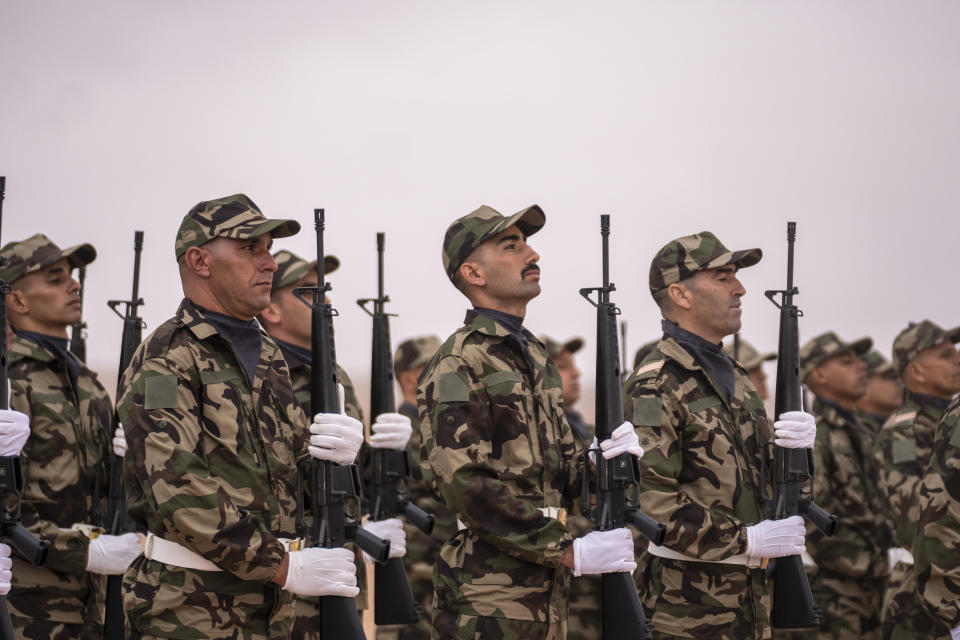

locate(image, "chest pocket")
[[681, 394, 741, 491], [483, 370, 538, 474], [198, 368, 264, 468]]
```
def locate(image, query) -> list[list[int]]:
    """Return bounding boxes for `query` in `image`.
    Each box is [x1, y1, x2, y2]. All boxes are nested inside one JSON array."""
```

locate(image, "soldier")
[[418, 205, 642, 640], [856, 351, 903, 435], [624, 231, 812, 640], [875, 321, 960, 640], [797, 331, 890, 639], [116, 194, 364, 640], [258, 248, 410, 639], [723, 337, 777, 400], [0, 233, 141, 639], [540, 336, 598, 640], [381, 335, 454, 640], [913, 396, 960, 640]]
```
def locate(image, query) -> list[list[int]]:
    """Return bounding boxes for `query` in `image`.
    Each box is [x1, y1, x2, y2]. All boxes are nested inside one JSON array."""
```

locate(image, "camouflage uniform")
[[540, 336, 599, 640], [0, 234, 109, 639], [376, 336, 456, 640], [419, 204, 581, 639], [626, 231, 772, 640], [793, 332, 889, 640], [267, 249, 369, 639], [117, 194, 306, 640], [913, 397, 960, 635], [875, 322, 960, 640]]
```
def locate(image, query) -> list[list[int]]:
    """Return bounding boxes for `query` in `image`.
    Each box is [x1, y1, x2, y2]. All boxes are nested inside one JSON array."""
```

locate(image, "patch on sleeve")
[[145, 375, 179, 410], [891, 437, 917, 464], [635, 360, 665, 380], [632, 397, 663, 427], [438, 372, 471, 403]]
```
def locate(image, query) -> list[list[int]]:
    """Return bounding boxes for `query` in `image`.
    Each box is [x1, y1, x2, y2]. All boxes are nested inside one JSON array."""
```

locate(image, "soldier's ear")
[[260, 300, 282, 327], [904, 360, 926, 385], [6, 288, 30, 315], [460, 261, 485, 288], [666, 283, 692, 311], [182, 246, 212, 278]]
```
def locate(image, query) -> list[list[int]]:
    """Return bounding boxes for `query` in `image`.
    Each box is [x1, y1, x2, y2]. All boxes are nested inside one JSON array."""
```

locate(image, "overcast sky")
[[2, 1, 958, 416]]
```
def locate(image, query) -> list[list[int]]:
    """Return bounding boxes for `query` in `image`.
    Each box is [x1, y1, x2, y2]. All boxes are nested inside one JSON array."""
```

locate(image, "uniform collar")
[[176, 298, 266, 341], [463, 308, 544, 349], [904, 389, 951, 418], [814, 396, 859, 427]]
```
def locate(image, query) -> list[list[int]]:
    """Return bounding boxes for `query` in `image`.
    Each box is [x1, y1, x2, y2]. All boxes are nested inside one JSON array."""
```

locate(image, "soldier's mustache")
[[522, 265, 540, 277]]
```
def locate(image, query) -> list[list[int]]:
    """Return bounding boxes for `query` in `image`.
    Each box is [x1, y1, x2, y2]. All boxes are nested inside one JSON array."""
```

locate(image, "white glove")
[[572, 528, 636, 577], [283, 547, 359, 597], [361, 518, 406, 563], [86, 532, 142, 575], [369, 412, 413, 450], [745, 516, 806, 559], [599, 422, 644, 460], [774, 411, 816, 449], [112, 425, 127, 457], [0, 543, 11, 596], [950, 626, 960, 640], [309, 413, 364, 465], [0, 409, 30, 456]]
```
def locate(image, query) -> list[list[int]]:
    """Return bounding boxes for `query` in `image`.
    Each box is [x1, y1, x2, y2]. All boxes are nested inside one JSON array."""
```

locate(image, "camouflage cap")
[[649, 231, 762, 296], [272, 249, 340, 290], [394, 335, 441, 377], [0, 233, 96, 284], [892, 320, 960, 375], [799, 331, 873, 382], [175, 194, 300, 259], [540, 336, 584, 359], [861, 350, 895, 377], [442, 204, 546, 282], [723, 337, 776, 371], [633, 339, 660, 370]]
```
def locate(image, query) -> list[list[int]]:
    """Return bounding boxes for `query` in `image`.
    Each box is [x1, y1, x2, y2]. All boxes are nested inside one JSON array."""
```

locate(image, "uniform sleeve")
[[118, 356, 285, 582], [623, 375, 748, 561], [418, 356, 572, 567], [874, 422, 923, 550], [11, 384, 91, 576], [913, 408, 960, 628]]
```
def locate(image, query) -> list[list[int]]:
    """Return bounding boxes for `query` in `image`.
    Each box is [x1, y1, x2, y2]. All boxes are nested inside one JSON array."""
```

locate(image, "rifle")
[[357, 232, 434, 626], [69, 267, 87, 362], [293, 209, 389, 640], [0, 177, 50, 639], [102, 230, 145, 639], [619, 320, 628, 384], [765, 221, 837, 629], [580, 215, 665, 640]]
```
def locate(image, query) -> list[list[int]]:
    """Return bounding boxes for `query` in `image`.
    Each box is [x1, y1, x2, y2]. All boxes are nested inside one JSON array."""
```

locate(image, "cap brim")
[[761, 352, 777, 361], [62, 243, 97, 269], [563, 337, 584, 354], [947, 326, 960, 344], [324, 255, 340, 275], [845, 337, 873, 356], [245, 218, 301, 241]]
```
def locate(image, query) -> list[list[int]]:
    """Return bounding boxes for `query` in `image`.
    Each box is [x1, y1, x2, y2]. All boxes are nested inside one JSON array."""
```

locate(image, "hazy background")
[[2, 1, 958, 419]]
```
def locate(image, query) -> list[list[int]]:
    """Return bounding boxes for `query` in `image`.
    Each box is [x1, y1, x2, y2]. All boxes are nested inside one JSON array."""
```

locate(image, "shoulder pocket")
[[484, 370, 524, 396], [438, 372, 471, 403], [632, 397, 663, 427], [891, 437, 917, 464], [145, 375, 179, 410], [200, 369, 242, 385]]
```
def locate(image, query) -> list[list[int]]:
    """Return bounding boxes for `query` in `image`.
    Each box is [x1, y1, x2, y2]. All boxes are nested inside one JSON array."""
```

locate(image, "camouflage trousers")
[[11, 615, 103, 640], [772, 570, 884, 640], [880, 561, 950, 640], [566, 574, 600, 640], [432, 609, 567, 640]]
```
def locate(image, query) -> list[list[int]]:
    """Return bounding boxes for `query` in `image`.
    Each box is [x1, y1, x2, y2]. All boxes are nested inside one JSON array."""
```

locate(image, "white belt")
[[888, 547, 914, 567], [144, 533, 302, 572], [646, 542, 765, 569], [457, 507, 568, 532]]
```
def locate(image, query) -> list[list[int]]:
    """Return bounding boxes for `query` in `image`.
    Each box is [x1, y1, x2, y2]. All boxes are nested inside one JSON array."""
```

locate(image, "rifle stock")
[[580, 215, 663, 640], [765, 222, 837, 629], [294, 210, 388, 640], [358, 232, 434, 625], [0, 177, 50, 640]]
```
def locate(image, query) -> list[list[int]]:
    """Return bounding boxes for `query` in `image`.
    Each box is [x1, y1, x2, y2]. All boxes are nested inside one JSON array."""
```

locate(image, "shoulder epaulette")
[[635, 360, 665, 380]]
